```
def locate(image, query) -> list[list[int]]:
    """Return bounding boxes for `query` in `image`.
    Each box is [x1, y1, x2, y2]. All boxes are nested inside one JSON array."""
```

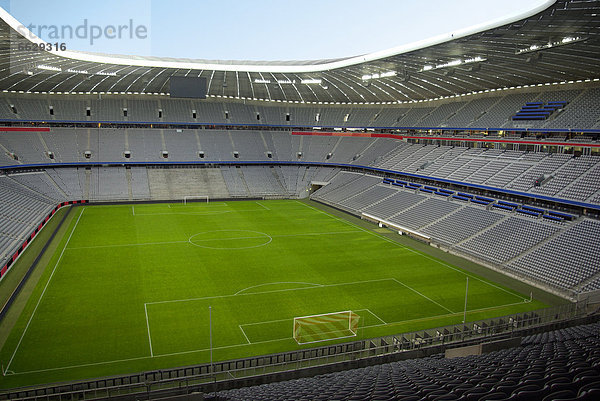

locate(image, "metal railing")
[[0, 302, 590, 401]]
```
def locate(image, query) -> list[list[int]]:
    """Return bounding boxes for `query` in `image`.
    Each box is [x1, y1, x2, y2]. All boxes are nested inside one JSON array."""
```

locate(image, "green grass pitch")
[[0, 200, 548, 388]]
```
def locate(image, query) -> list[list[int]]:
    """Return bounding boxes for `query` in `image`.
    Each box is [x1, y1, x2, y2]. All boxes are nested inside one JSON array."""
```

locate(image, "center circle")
[[188, 230, 272, 250]]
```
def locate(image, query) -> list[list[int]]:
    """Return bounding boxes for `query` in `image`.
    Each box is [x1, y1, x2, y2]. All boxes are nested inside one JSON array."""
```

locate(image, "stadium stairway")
[[503, 220, 574, 265], [44, 171, 70, 200], [84, 168, 91, 199], [147, 169, 171, 199], [450, 214, 511, 249], [386, 196, 429, 223], [577, 271, 600, 294], [125, 168, 134, 201], [417, 203, 467, 232], [237, 167, 252, 197], [361, 184, 399, 210], [270, 168, 289, 197]]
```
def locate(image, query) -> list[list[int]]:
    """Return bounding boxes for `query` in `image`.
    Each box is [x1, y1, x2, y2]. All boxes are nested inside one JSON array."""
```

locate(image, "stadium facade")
[[0, 0, 599, 399]]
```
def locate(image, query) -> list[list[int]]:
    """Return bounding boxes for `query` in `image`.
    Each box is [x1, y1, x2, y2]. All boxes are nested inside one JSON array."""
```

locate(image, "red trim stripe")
[[292, 131, 399, 139], [292, 131, 600, 147], [402, 135, 600, 148], [0, 127, 51, 132]]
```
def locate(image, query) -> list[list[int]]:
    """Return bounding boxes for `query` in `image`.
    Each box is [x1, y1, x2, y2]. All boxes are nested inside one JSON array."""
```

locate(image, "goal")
[[293, 310, 360, 345], [183, 195, 209, 205]]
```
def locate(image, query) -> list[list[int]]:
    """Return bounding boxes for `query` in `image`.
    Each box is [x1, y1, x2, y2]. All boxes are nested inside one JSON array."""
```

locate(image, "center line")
[[66, 231, 362, 250]]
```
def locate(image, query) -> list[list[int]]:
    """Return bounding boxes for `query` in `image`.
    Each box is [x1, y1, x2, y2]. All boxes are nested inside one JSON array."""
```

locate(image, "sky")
[[0, 0, 551, 61]]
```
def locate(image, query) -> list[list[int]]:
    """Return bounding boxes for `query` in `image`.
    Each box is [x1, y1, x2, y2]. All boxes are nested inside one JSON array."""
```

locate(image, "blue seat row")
[[517, 209, 541, 217], [512, 101, 567, 120], [381, 179, 573, 223]]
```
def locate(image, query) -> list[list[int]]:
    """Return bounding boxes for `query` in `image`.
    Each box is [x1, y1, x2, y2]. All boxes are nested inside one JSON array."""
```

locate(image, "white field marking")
[[67, 240, 189, 250], [191, 230, 362, 243], [364, 299, 535, 330], [146, 278, 400, 306], [132, 205, 135, 216], [239, 325, 251, 344], [234, 281, 323, 296], [134, 211, 233, 216], [133, 205, 273, 216], [181, 202, 229, 207], [367, 308, 387, 325], [255, 201, 270, 210], [152, 336, 293, 359], [10, 354, 157, 376], [188, 230, 273, 250], [269, 230, 361, 239], [296, 201, 525, 301], [64, 230, 361, 251], [133, 203, 305, 216], [12, 298, 531, 376], [192, 235, 270, 242], [240, 308, 373, 327], [391, 278, 455, 314], [5, 208, 85, 372], [294, 310, 353, 320], [145, 304, 154, 357]]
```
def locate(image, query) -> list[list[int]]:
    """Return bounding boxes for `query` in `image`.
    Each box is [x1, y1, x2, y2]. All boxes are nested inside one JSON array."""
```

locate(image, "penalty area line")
[[255, 201, 270, 210], [239, 325, 251, 344], [366, 308, 387, 325], [147, 277, 398, 305], [145, 304, 154, 357], [67, 240, 189, 250], [11, 299, 532, 376], [240, 308, 374, 327]]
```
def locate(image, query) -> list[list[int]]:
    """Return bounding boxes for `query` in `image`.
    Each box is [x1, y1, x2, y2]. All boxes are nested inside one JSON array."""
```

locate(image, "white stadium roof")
[[0, 0, 599, 104]]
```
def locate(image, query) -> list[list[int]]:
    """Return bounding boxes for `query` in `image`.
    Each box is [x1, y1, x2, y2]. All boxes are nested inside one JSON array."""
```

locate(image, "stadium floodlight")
[[420, 56, 485, 72], [293, 310, 360, 345], [37, 65, 61, 72], [362, 71, 396, 81], [516, 36, 584, 54]]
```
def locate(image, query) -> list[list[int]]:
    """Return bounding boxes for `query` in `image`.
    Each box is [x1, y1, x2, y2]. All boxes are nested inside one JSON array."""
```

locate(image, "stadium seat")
[[576, 388, 600, 400], [542, 389, 578, 401]]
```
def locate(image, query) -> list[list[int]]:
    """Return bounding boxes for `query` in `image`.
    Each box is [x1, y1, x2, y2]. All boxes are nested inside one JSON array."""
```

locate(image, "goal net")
[[293, 310, 360, 345], [183, 195, 209, 205]]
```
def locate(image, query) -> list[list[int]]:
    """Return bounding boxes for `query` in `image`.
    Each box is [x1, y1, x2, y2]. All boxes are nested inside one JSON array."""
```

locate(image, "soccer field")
[[0, 200, 547, 387]]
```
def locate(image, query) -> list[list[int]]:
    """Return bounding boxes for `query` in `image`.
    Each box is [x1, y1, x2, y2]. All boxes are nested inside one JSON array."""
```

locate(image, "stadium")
[[0, 0, 599, 399]]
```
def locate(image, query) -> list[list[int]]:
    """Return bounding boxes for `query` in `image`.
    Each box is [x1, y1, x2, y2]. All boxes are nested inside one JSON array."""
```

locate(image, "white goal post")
[[293, 310, 360, 345], [183, 195, 209, 205]]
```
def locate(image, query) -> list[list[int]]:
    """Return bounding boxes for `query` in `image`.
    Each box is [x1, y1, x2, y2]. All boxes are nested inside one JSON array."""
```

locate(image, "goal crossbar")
[[183, 195, 209, 205], [293, 310, 359, 345]]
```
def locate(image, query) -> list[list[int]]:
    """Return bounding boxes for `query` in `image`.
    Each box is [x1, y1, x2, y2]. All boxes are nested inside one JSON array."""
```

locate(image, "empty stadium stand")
[[1, 0, 600, 398], [216, 321, 600, 401], [1, 124, 599, 298], [312, 171, 598, 297], [1, 86, 600, 129]]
